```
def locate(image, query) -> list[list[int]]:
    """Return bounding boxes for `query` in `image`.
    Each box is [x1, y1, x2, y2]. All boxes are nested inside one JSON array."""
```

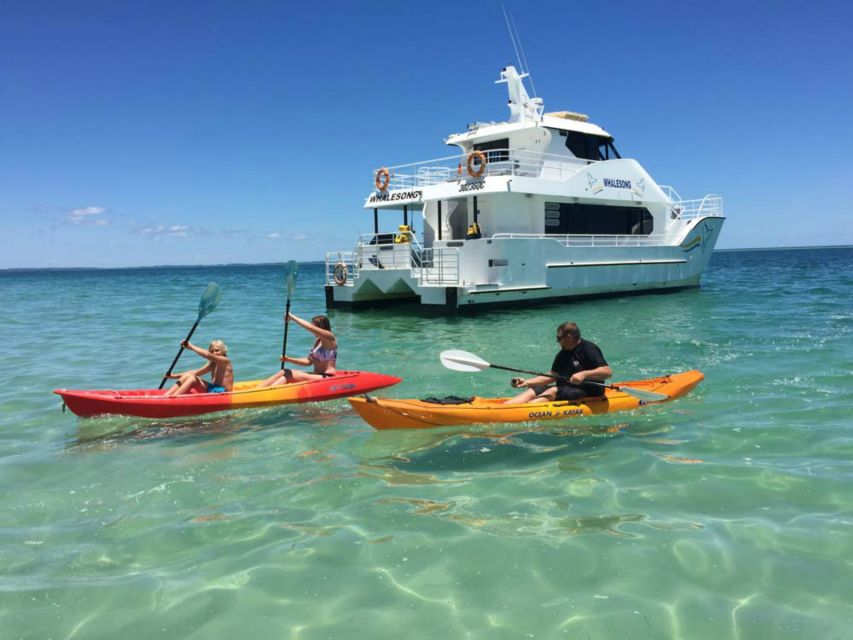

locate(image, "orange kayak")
[[349, 370, 703, 429], [56, 370, 402, 419]]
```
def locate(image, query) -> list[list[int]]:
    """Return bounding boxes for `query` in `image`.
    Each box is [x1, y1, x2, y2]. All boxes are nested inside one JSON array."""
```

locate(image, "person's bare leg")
[[503, 388, 537, 405], [256, 370, 286, 388], [529, 387, 558, 404], [167, 374, 203, 396], [274, 369, 323, 385]]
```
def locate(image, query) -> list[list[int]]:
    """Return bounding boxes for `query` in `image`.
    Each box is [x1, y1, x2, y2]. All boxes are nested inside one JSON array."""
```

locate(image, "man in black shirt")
[[504, 322, 613, 404]]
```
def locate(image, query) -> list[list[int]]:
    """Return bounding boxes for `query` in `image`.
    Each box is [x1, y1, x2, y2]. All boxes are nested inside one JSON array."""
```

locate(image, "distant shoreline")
[[2, 246, 850, 273]]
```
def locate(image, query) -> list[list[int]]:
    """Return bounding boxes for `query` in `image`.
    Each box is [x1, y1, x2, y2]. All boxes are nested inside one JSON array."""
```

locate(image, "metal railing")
[[674, 194, 724, 219], [354, 232, 423, 271], [326, 233, 461, 287], [417, 247, 460, 286], [325, 251, 359, 286], [374, 148, 593, 190], [491, 232, 676, 247]]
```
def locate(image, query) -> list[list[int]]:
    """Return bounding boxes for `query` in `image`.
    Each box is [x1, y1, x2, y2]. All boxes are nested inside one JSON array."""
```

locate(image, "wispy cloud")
[[136, 224, 193, 238], [67, 206, 108, 225], [131, 222, 249, 240], [266, 232, 281, 239]]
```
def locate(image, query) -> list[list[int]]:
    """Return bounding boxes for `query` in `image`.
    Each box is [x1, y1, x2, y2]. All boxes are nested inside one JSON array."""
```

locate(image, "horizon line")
[[2, 244, 851, 273]]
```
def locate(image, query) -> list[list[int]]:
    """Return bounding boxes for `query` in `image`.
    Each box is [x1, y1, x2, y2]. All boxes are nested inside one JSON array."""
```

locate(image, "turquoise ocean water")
[[1, 247, 851, 639]]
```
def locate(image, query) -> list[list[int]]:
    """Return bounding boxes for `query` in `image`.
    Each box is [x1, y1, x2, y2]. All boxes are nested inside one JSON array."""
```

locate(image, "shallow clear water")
[[1, 248, 852, 639]]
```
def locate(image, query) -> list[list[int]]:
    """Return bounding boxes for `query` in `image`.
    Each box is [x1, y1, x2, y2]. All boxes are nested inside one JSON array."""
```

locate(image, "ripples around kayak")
[[1, 248, 852, 639]]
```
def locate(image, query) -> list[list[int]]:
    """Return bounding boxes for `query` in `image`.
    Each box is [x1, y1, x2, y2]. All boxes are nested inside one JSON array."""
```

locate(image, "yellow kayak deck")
[[349, 370, 704, 429]]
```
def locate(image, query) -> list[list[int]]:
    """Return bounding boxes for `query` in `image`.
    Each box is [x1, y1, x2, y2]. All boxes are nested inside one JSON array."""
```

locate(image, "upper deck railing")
[[490, 232, 676, 247], [374, 148, 593, 190]]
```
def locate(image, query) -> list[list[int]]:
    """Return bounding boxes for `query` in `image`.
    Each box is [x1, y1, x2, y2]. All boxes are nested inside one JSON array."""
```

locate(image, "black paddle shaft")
[[158, 319, 200, 389], [280, 299, 292, 370], [488, 363, 611, 391]]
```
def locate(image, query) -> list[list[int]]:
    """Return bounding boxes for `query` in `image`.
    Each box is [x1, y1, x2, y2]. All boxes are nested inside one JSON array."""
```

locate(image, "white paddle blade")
[[439, 349, 491, 373], [617, 385, 668, 402]]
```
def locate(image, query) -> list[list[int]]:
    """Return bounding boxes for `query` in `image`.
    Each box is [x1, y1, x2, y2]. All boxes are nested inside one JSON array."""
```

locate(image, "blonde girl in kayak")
[[165, 340, 234, 396], [257, 313, 337, 387]]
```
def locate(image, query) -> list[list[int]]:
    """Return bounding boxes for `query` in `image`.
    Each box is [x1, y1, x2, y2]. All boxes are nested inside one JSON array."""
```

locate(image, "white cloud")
[[267, 232, 281, 239], [291, 232, 308, 241], [68, 206, 107, 225]]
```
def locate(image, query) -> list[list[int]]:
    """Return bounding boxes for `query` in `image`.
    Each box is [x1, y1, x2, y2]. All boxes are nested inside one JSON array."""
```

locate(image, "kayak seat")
[[421, 396, 474, 405]]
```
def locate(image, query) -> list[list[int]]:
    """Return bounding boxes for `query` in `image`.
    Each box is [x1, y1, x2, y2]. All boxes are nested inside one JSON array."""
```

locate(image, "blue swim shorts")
[[205, 381, 226, 394]]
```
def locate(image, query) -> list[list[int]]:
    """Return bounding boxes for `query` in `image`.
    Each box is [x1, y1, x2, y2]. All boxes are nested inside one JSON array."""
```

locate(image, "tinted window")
[[545, 202, 653, 235], [474, 138, 510, 162], [562, 132, 621, 161]]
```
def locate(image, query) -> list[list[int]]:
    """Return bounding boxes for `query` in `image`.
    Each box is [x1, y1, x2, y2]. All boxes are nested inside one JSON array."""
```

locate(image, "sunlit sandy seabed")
[[1, 248, 852, 638]]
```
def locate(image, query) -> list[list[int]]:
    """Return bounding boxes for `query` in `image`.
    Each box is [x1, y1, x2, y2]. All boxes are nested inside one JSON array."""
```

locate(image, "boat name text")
[[369, 190, 423, 204], [603, 178, 632, 189], [458, 181, 486, 193]]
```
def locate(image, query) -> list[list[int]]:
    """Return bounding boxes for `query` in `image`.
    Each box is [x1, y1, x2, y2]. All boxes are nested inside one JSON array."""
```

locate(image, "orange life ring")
[[467, 151, 487, 178], [333, 262, 348, 286], [375, 167, 390, 192]]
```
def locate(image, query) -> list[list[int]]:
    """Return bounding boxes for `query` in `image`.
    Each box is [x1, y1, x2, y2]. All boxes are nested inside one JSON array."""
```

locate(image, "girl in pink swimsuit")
[[257, 313, 337, 387]]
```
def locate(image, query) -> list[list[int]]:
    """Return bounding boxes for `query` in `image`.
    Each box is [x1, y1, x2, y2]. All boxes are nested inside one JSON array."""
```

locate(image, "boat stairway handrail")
[[375, 148, 595, 190], [416, 247, 460, 286]]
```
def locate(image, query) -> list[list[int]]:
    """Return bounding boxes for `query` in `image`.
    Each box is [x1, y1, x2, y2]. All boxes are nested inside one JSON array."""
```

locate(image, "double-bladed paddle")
[[281, 260, 298, 370], [158, 283, 222, 389], [439, 349, 668, 402]]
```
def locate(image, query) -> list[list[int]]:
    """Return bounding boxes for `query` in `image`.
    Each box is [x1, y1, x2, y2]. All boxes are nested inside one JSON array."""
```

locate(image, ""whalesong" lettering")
[[368, 190, 423, 204], [603, 178, 632, 189]]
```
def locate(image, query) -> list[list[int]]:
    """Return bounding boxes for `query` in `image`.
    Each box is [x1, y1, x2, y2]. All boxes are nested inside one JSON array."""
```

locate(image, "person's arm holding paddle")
[[166, 340, 233, 396], [287, 312, 336, 347], [510, 362, 613, 391], [182, 340, 229, 365], [510, 373, 556, 389]]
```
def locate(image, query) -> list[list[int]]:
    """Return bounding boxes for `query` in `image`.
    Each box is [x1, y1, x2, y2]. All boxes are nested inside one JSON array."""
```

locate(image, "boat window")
[[544, 202, 653, 235], [474, 138, 510, 163], [561, 132, 620, 161]]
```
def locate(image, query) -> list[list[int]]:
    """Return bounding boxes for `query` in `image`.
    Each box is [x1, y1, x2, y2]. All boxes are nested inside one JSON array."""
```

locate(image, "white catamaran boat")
[[325, 65, 724, 311]]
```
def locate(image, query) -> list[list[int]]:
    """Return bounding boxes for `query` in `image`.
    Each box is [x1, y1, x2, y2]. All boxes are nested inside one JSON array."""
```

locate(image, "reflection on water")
[[374, 421, 631, 474], [69, 402, 353, 448]]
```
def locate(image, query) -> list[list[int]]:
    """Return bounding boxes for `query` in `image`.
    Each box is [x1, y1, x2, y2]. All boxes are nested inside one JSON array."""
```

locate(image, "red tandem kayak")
[[55, 370, 402, 418]]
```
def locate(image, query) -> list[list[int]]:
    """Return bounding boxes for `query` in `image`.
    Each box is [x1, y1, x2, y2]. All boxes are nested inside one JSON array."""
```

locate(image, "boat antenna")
[[501, 3, 537, 97], [501, 3, 523, 72]]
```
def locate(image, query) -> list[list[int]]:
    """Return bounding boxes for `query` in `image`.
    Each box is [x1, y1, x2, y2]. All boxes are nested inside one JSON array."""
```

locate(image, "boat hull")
[[348, 370, 703, 429], [55, 370, 402, 419], [328, 217, 725, 310]]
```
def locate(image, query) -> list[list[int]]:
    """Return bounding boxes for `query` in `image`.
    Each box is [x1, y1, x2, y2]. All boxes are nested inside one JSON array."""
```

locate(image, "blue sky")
[[2, 0, 851, 268]]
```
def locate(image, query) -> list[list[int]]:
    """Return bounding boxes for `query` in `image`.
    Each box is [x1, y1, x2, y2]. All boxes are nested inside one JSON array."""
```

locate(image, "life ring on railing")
[[375, 167, 390, 192], [467, 150, 487, 178], [333, 262, 348, 286]]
